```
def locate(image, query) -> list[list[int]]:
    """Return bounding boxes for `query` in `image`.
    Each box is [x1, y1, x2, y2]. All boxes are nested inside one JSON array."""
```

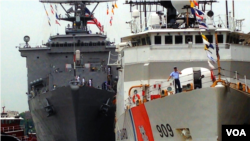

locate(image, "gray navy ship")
[[18, 0, 118, 141]]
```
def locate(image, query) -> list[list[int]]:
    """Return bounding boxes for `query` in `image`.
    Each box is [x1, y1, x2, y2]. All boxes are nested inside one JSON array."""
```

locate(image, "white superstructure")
[[111, 0, 250, 141]]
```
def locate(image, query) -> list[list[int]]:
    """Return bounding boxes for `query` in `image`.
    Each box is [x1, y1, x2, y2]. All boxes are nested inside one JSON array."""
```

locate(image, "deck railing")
[[1, 125, 25, 133]]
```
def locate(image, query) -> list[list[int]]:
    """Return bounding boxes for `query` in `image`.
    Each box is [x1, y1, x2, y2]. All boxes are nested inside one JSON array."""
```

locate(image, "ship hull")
[[116, 86, 250, 141], [29, 86, 116, 141]]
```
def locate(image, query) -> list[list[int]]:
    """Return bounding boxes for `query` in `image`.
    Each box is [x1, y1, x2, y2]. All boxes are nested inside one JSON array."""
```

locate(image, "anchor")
[[44, 98, 55, 117]]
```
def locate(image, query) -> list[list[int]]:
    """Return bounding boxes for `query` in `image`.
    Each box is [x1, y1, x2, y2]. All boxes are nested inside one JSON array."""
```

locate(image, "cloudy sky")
[[1, 0, 249, 113]]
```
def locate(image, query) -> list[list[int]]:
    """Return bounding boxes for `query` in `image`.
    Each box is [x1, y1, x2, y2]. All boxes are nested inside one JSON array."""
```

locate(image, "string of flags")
[[43, 4, 51, 26], [54, 5, 60, 26], [50, 4, 54, 15], [107, 2, 118, 26], [110, 16, 113, 26], [189, 0, 216, 69]]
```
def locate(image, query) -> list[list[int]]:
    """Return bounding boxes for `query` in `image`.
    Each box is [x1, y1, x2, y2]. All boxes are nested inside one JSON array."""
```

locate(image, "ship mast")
[[215, 32, 221, 81], [40, 0, 104, 34]]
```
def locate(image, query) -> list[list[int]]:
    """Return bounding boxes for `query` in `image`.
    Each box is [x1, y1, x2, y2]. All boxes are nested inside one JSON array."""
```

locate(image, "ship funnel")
[[170, 0, 199, 13]]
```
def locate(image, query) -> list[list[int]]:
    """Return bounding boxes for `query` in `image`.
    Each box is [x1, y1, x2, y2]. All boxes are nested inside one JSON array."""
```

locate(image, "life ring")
[[132, 94, 140, 104]]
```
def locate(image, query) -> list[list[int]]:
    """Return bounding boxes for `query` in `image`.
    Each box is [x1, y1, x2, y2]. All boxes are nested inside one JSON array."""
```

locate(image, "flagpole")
[[215, 32, 221, 81]]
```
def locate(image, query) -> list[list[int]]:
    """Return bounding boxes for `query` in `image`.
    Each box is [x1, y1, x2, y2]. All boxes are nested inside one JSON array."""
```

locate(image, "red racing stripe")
[[131, 104, 154, 141]]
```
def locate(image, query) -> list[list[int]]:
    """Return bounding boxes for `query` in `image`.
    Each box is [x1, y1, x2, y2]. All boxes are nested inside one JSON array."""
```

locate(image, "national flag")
[[115, 2, 118, 8], [207, 52, 216, 64], [55, 5, 57, 11], [112, 4, 115, 9], [87, 18, 103, 32], [87, 21, 95, 24], [85, 8, 91, 15], [48, 21, 51, 26], [56, 20, 61, 26], [112, 8, 114, 15]]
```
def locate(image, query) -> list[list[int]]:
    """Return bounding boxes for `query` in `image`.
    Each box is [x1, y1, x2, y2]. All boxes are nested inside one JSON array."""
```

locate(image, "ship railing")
[[17, 43, 48, 49], [1, 125, 25, 133], [213, 14, 236, 31], [145, 14, 237, 32], [18, 136, 29, 141]]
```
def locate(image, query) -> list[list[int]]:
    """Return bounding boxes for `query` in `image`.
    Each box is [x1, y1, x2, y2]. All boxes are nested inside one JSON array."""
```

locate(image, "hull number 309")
[[156, 124, 174, 138]]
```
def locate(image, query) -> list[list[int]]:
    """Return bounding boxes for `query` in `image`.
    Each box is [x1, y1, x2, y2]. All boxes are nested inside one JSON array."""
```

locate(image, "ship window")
[[137, 39, 141, 46], [101, 41, 105, 46], [84, 43, 89, 46], [206, 35, 213, 43], [195, 35, 203, 43], [175, 35, 183, 44], [132, 41, 137, 47], [89, 42, 93, 46], [155, 36, 161, 44], [165, 36, 173, 44], [9, 120, 11, 124], [65, 56, 68, 58], [97, 41, 101, 46], [218, 35, 223, 43], [142, 38, 146, 45], [37, 56, 39, 59], [185, 35, 193, 43], [1, 120, 3, 124], [146, 36, 151, 45], [81, 42, 84, 46]]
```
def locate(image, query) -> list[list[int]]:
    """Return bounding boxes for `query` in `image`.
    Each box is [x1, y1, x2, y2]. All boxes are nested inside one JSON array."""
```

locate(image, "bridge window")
[[155, 36, 161, 44], [165, 36, 173, 44], [175, 35, 183, 44], [217, 35, 223, 43], [146, 36, 151, 45], [142, 38, 146, 45], [185, 35, 193, 43], [206, 35, 213, 43], [137, 39, 141, 46], [195, 35, 203, 43]]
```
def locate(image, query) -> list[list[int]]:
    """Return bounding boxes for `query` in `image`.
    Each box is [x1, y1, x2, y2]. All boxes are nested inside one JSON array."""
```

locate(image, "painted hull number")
[[156, 124, 174, 138]]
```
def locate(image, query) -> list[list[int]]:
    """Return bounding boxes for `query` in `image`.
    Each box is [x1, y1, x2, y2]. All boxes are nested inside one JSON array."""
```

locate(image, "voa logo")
[[226, 129, 246, 136]]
